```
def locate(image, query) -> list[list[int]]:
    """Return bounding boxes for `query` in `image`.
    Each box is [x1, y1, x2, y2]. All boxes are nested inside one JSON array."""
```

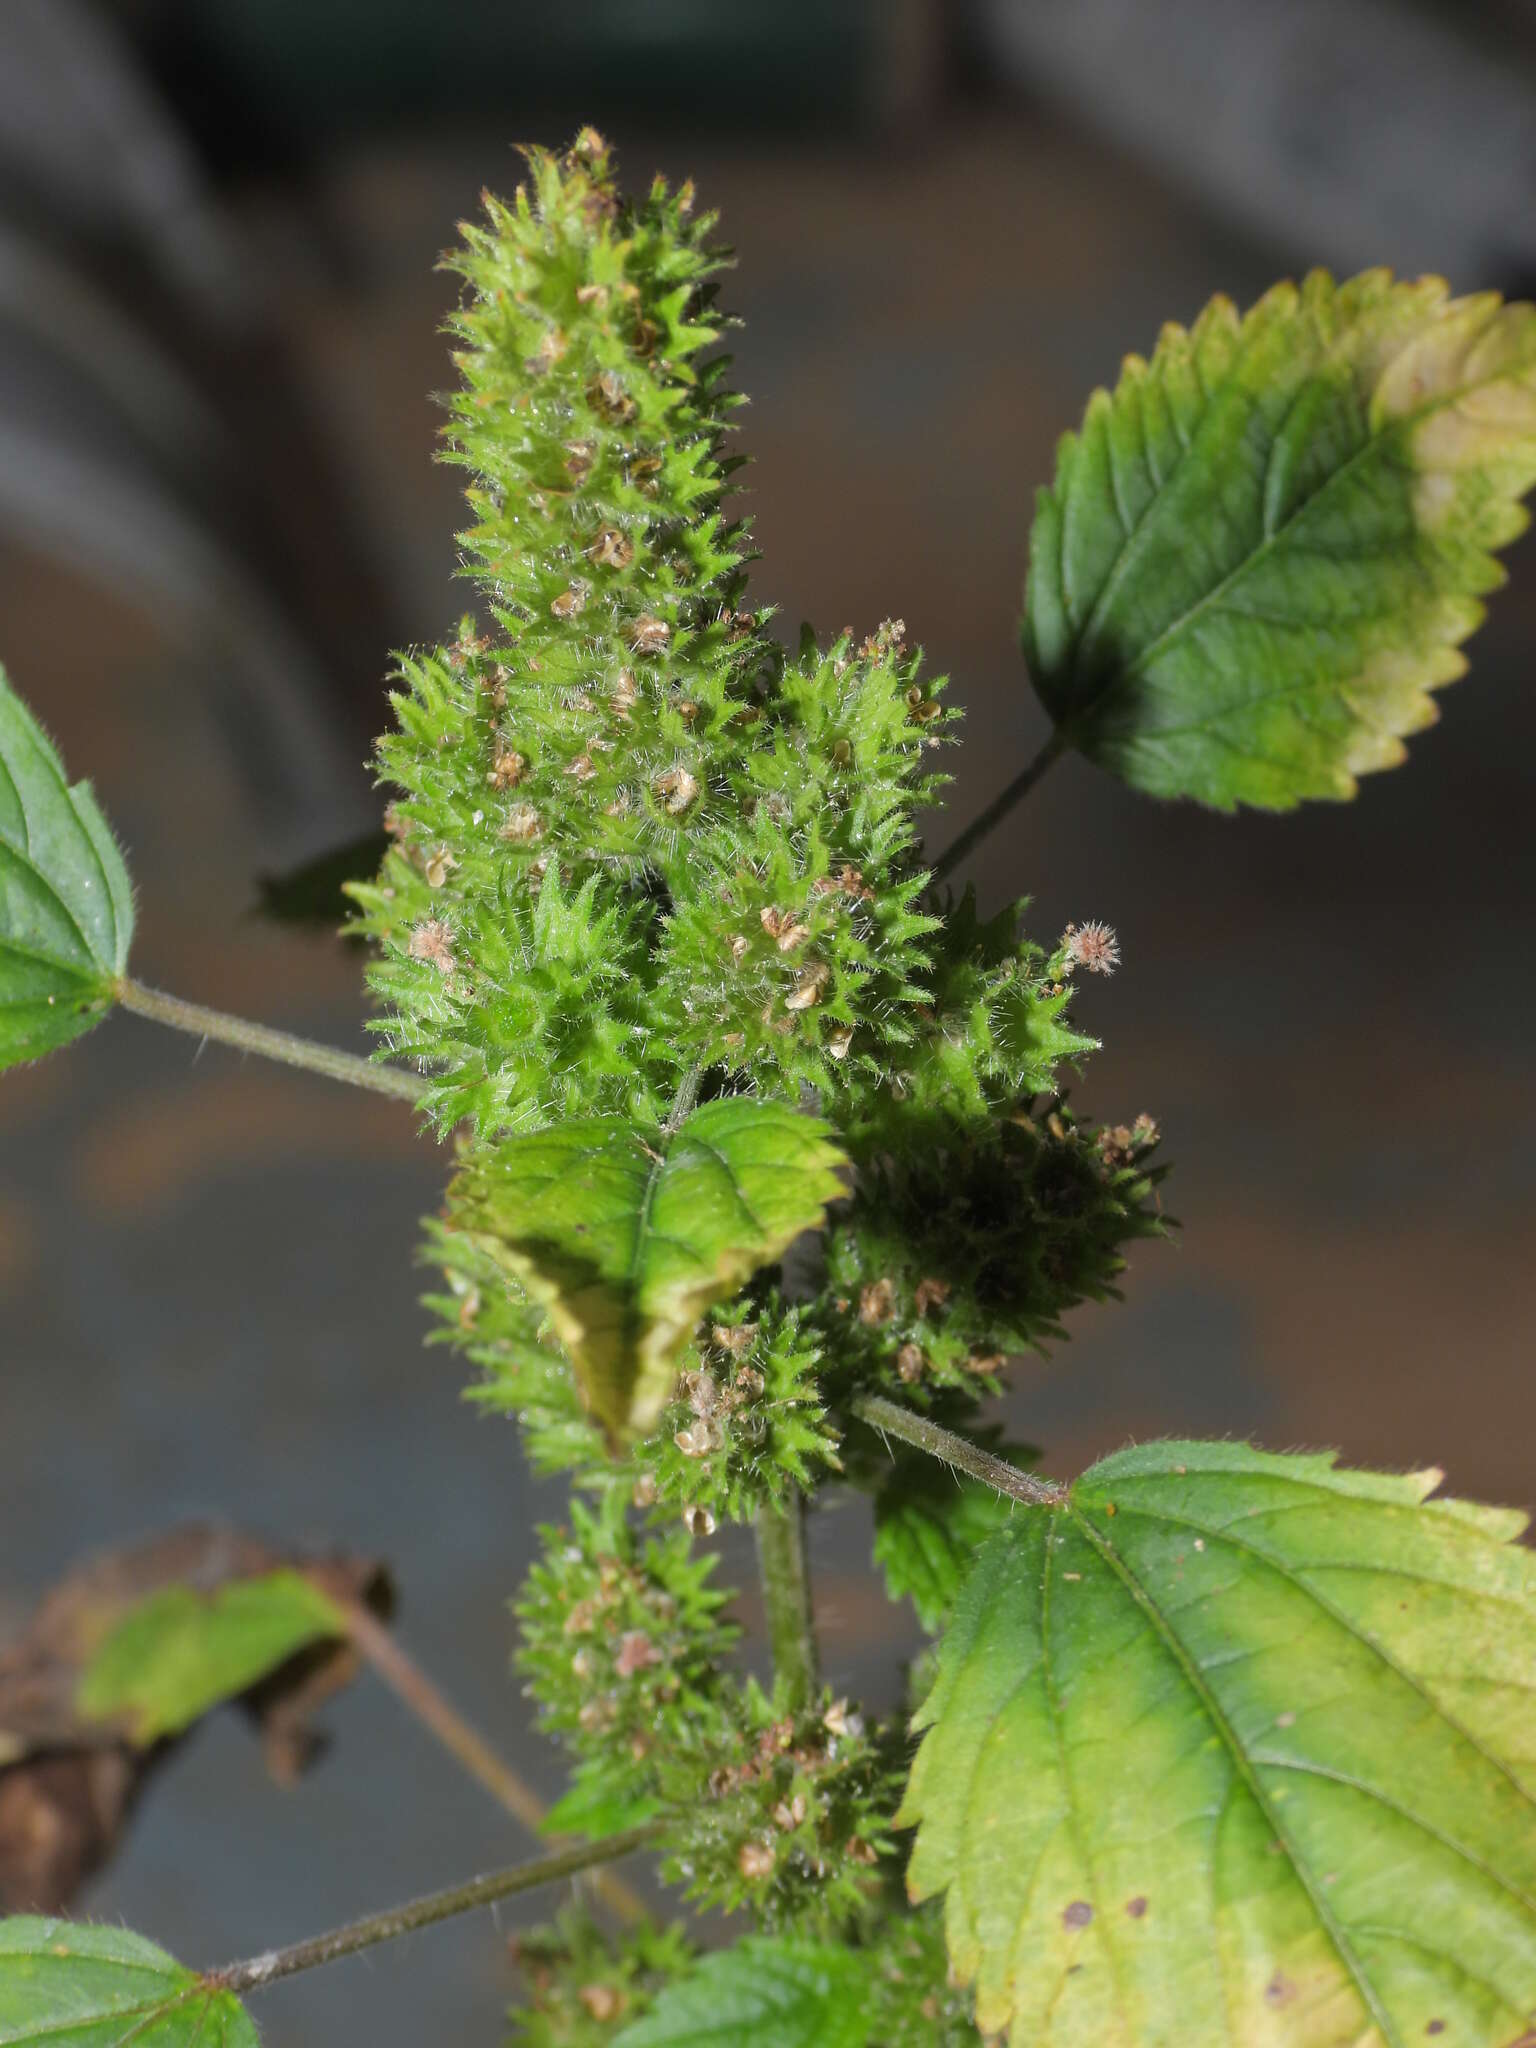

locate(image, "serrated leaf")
[[77, 1568, 347, 1744], [448, 1100, 847, 1445], [871, 1446, 1020, 1632], [901, 1439, 1536, 2046], [0, 1918, 256, 2045], [611, 1939, 871, 2048], [1024, 272, 1536, 809], [0, 666, 133, 1067]]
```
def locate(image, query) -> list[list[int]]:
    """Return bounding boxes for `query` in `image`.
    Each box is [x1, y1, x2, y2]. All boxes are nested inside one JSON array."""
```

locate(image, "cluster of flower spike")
[[349, 130, 952, 1131], [355, 134, 1164, 2009]]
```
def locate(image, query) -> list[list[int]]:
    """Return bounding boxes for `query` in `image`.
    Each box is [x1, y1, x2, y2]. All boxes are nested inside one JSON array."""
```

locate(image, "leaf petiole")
[[114, 977, 427, 1103], [926, 729, 1065, 887], [204, 1824, 662, 1996], [850, 1394, 1067, 1509]]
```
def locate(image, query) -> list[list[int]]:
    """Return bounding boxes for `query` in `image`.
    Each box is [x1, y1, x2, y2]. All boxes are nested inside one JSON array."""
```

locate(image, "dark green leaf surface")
[[255, 830, 386, 928], [901, 1439, 1536, 2045], [0, 1919, 256, 2046], [77, 1568, 346, 1742], [1024, 273, 1536, 808], [611, 1939, 870, 2048], [449, 1099, 847, 1444], [0, 666, 133, 1067]]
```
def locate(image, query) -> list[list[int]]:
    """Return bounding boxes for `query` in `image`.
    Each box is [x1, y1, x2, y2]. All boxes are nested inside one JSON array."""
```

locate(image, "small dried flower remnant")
[[408, 920, 457, 978], [1064, 920, 1120, 975]]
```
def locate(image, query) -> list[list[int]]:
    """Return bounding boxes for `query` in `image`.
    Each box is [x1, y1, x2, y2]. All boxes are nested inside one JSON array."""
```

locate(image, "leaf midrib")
[[1066, 1501, 1402, 2048], [1058, 307, 1514, 728]]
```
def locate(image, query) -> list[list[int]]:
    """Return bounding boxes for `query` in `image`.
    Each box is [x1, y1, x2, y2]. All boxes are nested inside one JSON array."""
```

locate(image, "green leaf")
[[77, 1568, 347, 1743], [0, 665, 133, 1067], [255, 830, 386, 928], [901, 1439, 1536, 2044], [0, 1918, 256, 2045], [1023, 272, 1536, 809], [611, 1939, 871, 2048], [871, 1445, 1020, 1632], [448, 1099, 847, 1445], [541, 1767, 665, 1843]]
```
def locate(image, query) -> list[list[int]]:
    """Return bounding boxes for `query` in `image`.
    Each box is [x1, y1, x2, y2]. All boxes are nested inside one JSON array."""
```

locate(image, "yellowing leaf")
[[0, 665, 133, 1069], [77, 1568, 348, 1744], [0, 1918, 257, 2046], [448, 1100, 847, 1445], [901, 1439, 1536, 2046], [1024, 272, 1536, 808]]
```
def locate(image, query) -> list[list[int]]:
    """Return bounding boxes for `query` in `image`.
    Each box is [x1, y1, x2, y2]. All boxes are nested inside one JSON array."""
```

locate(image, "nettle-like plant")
[[4, 129, 1536, 2047]]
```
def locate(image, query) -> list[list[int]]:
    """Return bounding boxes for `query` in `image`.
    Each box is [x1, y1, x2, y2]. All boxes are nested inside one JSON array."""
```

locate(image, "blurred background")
[[2, 2, 1534, 2040]]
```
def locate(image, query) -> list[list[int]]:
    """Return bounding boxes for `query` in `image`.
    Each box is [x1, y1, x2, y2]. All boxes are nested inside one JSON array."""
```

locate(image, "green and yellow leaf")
[[77, 1568, 348, 1744], [1024, 272, 1536, 808], [447, 1099, 847, 1445], [0, 1919, 256, 2046], [0, 665, 133, 1069], [901, 1439, 1536, 2045]]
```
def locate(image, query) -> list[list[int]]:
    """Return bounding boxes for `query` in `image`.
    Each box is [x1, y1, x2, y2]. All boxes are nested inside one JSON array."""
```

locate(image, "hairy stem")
[[115, 977, 426, 1104], [205, 1825, 661, 1996], [851, 1394, 1068, 1508], [927, 728, 1066, 887], [663, 1063, 702, 1133], [754, 1493, 818, 1710], [339, 1597, 647, 1925]]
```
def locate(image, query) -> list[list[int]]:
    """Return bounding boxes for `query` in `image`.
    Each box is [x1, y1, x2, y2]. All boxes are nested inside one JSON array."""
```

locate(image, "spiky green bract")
[[431, 1239, 837, 1517], [638, 1307, 839, 1524], [655, 1683, 901, 1932], [445, 1101, 848, 1446], [901, 1441, 1536, 2047], [1024, 271, 1536, 810], [0, 664, 134, 1070], [350, 817, 653, 1134], [862, 1904, 980, 2048], [0, 1920, 256, 2047], [813, 1103, 1164, 1399], [511, 1912, 695, 2047], [351, 128, 773, 1133], [425, 1215, 608, 1478], [884, 890, 1098, 1130], [655, 620, 951, 1093], [516, 1492, 736, 1837]]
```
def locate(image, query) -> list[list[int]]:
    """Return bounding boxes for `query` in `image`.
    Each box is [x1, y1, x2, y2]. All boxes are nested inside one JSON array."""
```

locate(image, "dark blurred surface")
[[2, 3, 1534, 2041]]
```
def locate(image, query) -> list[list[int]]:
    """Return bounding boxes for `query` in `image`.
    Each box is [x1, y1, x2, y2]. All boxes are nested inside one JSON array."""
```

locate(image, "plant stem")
[[205, 1825, 662, 1997], [663, 1063, 702, 1132], [115, 977, 426, 1104], [851, 1394, 1068, 1508], [927, 728, 1066, 887], [339, 1597, 647, 1925], [754, 1493, 818, 1710]]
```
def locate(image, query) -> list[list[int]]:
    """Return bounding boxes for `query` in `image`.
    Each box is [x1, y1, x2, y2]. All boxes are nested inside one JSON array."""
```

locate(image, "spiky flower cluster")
[[514, 1493, 735, 1828], [352, 132, 1166, 2034], [511, 1913, 695, 2047], [656, 1684, 901, 1928]]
